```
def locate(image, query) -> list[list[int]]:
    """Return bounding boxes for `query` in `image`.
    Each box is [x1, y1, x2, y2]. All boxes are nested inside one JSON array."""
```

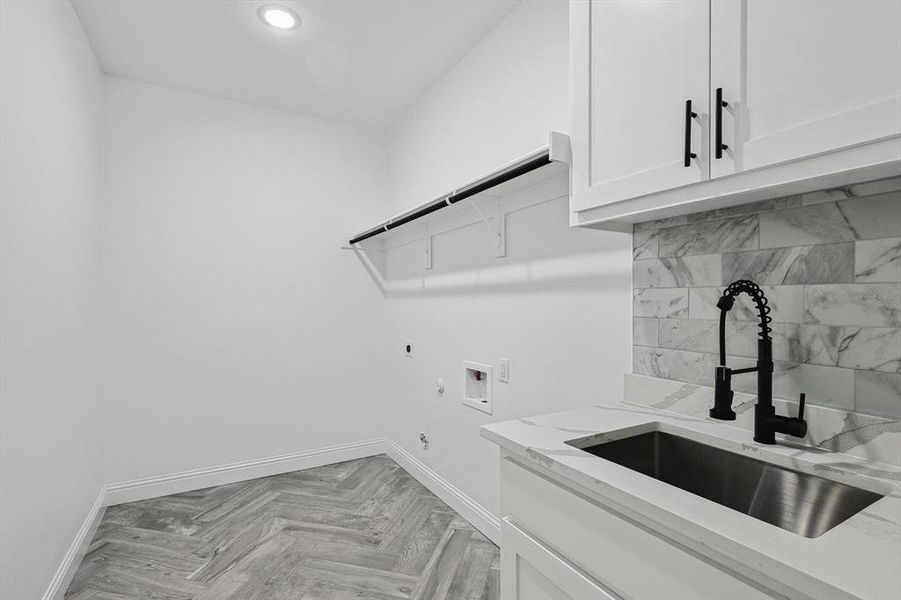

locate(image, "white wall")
[[0, 1, 105, 598], [380, 0, 632, 518], [100, 78, 388, 484], [387, 0, 570, 213]]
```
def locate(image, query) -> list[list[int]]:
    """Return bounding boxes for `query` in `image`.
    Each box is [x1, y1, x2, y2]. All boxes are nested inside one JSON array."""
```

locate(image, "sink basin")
[[566, 430, 883, 538]]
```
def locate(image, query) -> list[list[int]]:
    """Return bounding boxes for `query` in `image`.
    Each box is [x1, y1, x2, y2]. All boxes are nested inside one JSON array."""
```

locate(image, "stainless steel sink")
[[566, 430, 883, 538]]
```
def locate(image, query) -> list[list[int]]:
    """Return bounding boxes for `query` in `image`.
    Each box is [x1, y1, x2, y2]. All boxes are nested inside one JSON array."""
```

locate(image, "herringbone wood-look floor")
[[65, 455, 499, 600]]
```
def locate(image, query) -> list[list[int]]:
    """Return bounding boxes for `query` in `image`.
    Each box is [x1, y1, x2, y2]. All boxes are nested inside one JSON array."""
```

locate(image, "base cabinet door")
[[508, 557, 570, 600], [710, 0, 901, 178], [500, 519, 618, 600]]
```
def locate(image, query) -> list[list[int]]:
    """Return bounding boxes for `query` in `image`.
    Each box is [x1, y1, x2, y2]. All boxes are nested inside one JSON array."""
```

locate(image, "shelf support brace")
[[494, 208, 506, 258], [549, 131, 572, 165], [467, 199, 506, 258], [401, 224, 432, 269], [423, 226, 433, 269]]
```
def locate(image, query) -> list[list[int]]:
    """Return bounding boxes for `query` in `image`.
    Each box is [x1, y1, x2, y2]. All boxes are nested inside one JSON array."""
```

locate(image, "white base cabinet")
[[499, 456, 780, 600]]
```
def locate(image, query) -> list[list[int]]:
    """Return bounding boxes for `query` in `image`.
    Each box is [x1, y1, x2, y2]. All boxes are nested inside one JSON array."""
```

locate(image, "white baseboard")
[[42, 487, 106, 600], [104, 438, 385, 506], [383, 438, 501, 545]]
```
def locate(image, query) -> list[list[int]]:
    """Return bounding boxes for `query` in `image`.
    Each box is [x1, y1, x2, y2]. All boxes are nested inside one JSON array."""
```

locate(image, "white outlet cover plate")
[[498, 357, 510, 383]]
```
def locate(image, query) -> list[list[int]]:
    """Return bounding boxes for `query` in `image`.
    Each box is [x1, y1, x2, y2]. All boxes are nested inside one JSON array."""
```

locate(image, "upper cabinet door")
[[710, 0, 901, 178], [570, 0, 710, 212]]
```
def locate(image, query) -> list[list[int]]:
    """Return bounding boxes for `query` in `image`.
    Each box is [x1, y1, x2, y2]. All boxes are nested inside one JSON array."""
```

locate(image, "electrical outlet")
[[498, 357, 510, 383], [404, 340, 414, 358]]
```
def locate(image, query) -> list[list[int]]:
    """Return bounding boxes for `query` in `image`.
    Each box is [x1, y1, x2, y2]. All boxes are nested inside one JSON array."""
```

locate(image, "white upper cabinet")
[[570, 0, 710, 212], [570, 0, 901, 226], [710, 0, 901, 178]]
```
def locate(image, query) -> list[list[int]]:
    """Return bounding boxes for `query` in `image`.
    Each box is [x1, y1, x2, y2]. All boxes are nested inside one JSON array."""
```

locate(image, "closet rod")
[[348, 150, 551, 246]]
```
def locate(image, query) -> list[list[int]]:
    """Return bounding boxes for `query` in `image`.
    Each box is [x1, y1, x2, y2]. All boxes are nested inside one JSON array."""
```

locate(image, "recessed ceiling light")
[[259, 5, 299, 30]]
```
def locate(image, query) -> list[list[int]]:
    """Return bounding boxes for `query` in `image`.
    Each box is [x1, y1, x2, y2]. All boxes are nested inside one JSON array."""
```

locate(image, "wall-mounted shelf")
[[347, 133, 571, 248]]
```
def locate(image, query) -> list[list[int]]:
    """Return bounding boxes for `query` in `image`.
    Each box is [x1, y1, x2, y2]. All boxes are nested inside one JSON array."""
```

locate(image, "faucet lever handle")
[[798, 393, 806, 420], [710, 366, 736, 420]]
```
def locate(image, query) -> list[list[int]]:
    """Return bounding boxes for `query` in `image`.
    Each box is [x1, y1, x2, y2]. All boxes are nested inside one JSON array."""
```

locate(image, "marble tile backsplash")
[[632, 177, 901, 419]]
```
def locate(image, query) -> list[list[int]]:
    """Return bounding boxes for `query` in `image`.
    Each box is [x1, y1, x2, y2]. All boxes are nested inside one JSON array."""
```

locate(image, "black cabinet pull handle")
[[715, 87, 729, 159], [683, 100, 698, 167]]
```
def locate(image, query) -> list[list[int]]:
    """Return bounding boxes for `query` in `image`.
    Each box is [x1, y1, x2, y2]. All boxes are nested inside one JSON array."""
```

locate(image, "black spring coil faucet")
[[709, 280, 808, 444]]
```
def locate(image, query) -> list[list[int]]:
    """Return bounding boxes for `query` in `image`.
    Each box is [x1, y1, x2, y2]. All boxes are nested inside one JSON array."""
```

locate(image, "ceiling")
[[73, 0, 519, 127]]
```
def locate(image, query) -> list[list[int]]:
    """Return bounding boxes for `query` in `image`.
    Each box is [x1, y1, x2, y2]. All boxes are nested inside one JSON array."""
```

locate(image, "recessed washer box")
[[462, 360, 492, 414]]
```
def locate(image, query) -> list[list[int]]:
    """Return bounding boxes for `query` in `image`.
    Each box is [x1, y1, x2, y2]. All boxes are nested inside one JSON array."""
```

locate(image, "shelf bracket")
[[467, 199, 506, 258], [549, 131, 572, 165], [423, 226, 433, 269], [401, 224, 432, 269], [494, 209, 506, 258]]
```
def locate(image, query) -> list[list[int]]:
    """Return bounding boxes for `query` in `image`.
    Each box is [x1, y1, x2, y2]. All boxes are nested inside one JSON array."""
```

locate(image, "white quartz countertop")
[[481, 401, 901, 600]]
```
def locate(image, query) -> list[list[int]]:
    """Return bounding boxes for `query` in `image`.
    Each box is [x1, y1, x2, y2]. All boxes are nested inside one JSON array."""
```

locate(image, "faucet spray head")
[[716, 294, 735, 311]]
